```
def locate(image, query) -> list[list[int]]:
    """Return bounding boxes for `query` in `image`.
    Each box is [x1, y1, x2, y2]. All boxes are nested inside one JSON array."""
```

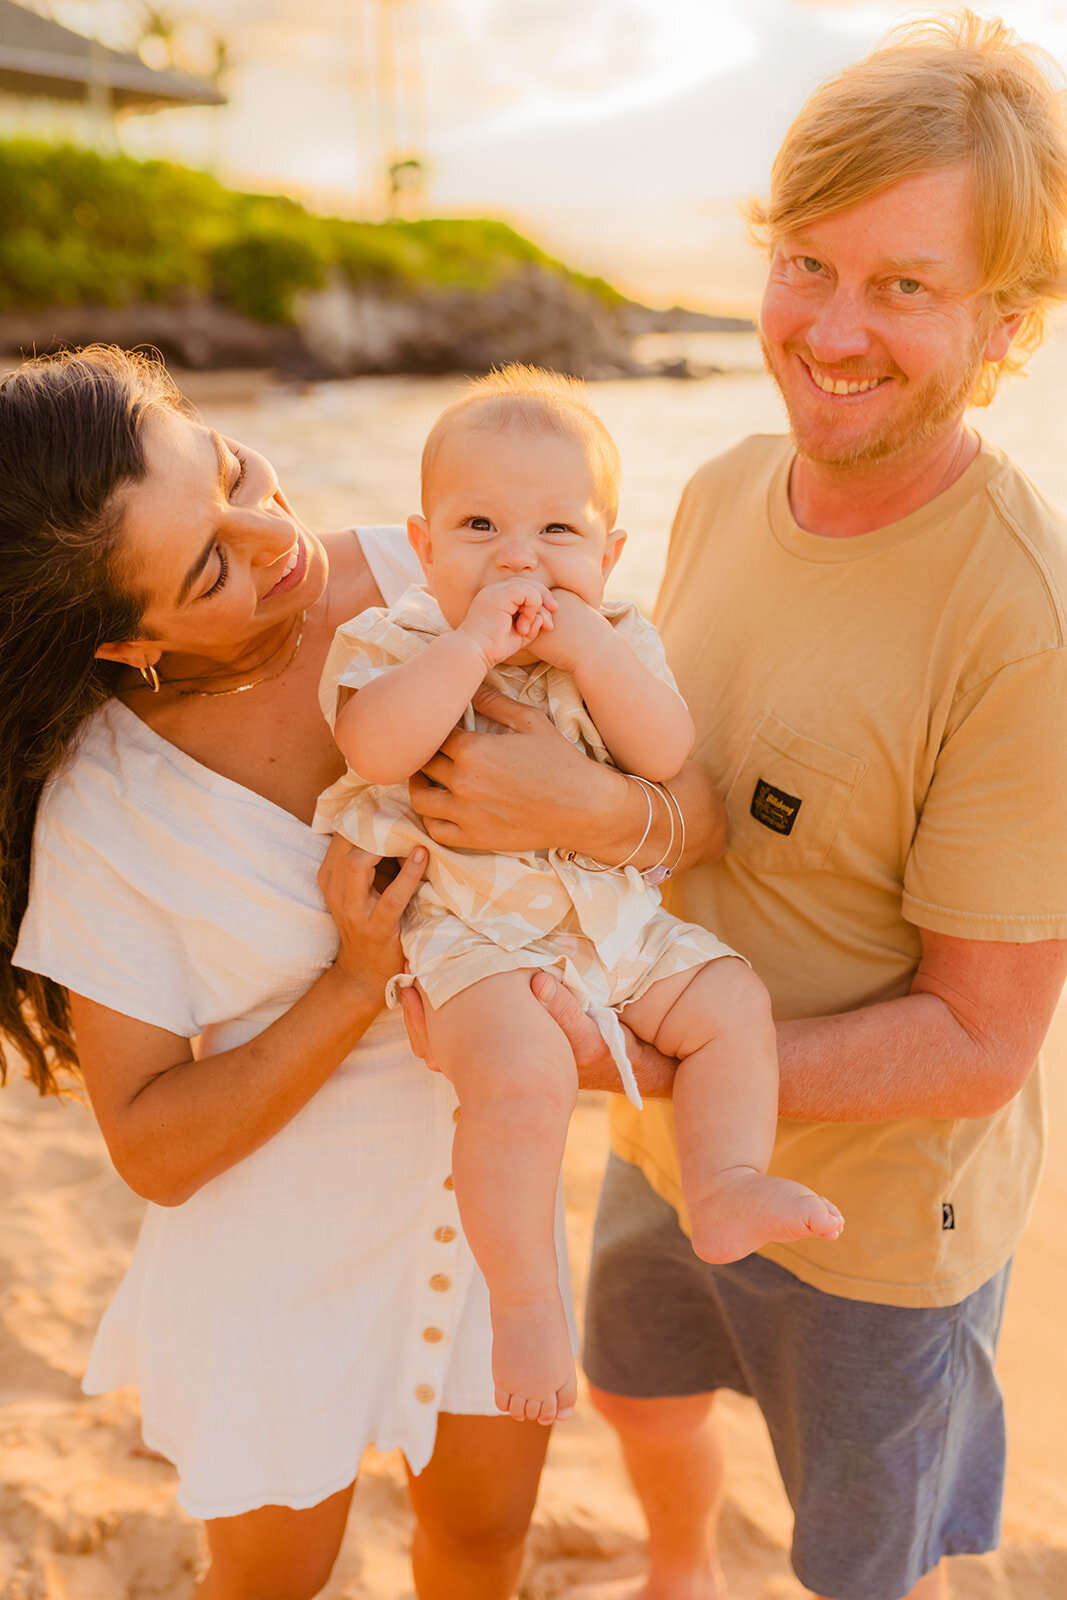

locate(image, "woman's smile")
[[261, 534, 309, 603]]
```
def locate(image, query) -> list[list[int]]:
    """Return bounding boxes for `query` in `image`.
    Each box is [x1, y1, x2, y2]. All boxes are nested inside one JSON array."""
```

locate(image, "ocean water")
[[187, 315, 1067, 615]]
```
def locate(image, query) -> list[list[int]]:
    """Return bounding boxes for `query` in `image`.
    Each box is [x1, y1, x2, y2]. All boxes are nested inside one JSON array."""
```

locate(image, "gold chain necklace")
[[158, 612, 306, 698]]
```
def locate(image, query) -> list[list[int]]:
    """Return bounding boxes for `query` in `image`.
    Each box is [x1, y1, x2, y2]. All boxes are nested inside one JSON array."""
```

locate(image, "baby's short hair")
[[421, 365, 621, 523]]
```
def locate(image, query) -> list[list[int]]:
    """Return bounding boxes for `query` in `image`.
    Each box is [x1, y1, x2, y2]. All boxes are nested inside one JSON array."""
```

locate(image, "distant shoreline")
[[0, 295, 755, 384]]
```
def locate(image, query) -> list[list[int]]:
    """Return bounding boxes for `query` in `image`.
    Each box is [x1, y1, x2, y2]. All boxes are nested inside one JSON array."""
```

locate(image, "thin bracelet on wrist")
[[661, 780, 687, 873], [561, 772, 688, 880], [562, 774, 653, 874], [637, 779, 687, 885], [634, 776, 675, 885]]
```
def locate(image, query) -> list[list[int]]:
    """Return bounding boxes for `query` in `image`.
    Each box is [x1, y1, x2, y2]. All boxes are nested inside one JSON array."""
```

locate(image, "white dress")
[[13, 527, 571, 1520]]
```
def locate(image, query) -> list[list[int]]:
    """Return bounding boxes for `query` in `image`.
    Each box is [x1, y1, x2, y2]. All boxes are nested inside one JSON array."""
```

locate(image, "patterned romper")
[[314, 584, 741, 1103]]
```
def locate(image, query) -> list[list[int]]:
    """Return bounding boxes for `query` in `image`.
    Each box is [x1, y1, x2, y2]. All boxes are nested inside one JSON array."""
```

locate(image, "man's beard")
[[758, 332, 987, 472]]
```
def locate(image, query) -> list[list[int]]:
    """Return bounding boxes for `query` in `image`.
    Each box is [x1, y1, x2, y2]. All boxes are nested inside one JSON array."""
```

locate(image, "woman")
[[0, 346, 721, 1599]]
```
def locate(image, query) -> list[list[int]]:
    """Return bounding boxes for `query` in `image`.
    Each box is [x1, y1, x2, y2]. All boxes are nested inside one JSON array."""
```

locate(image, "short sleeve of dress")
[[902, 647, 1067, 940], [14, 705, 336, 1037], [354, 524, 422, 605], [14, 735, 200, 1037]]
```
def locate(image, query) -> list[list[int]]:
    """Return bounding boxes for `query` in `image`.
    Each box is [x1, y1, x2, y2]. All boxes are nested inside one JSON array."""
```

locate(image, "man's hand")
[[409, 686, 625, 853], [530, 972, 678, 1097], [400, 968, 677, 1098], [398, 981, 441, 1072]]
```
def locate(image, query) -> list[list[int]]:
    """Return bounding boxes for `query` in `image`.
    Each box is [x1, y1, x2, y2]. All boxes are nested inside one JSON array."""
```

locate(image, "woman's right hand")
[[317, 835, 426, 1002]]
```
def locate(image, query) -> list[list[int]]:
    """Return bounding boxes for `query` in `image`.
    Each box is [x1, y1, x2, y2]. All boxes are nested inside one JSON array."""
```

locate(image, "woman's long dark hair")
[[0, 346, 183, 1094]]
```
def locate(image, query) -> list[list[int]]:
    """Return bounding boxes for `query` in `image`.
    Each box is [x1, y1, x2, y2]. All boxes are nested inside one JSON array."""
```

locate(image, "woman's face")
[[102, 406, 327, 667]]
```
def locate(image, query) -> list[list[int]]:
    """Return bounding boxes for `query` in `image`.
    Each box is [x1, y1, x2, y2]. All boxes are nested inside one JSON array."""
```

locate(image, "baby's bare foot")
[[491, 1292, 576, 1425], [688, 1167, 844, 1264]]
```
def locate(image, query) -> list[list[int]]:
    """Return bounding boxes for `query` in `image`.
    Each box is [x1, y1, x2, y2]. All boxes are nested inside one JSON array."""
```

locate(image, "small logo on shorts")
[[942, 1202, 955, 1231], [750, 779, 802, 836]]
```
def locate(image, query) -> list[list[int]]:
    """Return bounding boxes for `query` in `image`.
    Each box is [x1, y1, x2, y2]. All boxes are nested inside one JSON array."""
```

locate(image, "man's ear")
[[408, 514, 432, 577], [982, 309, 1025, 366], [602, 528, 627, 579], [94, 641, 160, 671]]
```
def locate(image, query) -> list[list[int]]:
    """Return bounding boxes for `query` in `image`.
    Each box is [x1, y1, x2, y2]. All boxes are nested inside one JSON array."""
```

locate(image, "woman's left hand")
[[318, 835, 426, 1000], [408, 687, 623, 853]]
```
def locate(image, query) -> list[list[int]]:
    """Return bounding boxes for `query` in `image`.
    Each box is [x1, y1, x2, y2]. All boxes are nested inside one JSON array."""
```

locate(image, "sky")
[[40, 1, 1067, 311]]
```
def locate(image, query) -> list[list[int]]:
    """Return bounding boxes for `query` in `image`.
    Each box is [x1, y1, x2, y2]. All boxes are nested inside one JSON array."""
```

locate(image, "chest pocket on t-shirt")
[[724, 711, 867, 873]]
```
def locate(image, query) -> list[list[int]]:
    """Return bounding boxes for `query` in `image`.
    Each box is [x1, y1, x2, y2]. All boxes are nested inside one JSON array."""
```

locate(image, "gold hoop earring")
[[139, 663, 161, 693]]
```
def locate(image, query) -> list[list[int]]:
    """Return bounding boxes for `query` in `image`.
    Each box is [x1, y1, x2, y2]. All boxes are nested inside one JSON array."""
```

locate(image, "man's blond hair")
[[421, 365, 621, 520], [747, 9, 1067, 404]]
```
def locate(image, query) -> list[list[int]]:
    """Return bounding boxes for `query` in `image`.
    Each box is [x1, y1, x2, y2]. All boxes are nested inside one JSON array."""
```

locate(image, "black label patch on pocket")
[[750, 779, 803, 835], [942, 1202, 955, 1231]]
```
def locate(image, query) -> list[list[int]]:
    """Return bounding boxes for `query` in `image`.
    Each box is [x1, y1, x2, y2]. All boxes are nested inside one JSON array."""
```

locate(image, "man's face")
[[758, 165, 1017, 471]]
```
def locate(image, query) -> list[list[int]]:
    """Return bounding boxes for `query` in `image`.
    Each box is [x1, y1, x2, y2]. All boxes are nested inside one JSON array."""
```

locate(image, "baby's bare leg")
[[621, 960, 843, 1263], [420, 971, 578, 1425]]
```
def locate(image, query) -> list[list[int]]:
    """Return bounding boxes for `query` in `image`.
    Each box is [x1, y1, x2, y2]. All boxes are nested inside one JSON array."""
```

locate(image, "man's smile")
[[800, 358, 892, 397]]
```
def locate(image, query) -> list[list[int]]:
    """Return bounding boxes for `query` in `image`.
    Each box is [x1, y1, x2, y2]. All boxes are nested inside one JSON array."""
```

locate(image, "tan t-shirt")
[[612, 433, 1067, 1307]]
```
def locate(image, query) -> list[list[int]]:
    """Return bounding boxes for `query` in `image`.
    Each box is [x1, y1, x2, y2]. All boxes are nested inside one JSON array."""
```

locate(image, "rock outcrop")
[[0, 265, 643, 380]]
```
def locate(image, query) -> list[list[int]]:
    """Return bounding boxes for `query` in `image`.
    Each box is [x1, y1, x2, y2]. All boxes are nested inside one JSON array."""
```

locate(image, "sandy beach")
[[2, 332, 1066, 1598]]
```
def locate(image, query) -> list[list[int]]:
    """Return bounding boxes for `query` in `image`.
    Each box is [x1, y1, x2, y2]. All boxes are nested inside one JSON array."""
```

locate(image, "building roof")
[[0, 0, 225, 111]]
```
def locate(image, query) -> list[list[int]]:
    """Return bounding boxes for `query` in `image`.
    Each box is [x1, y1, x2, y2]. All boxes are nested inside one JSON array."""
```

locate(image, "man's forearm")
[[615, 993, 1028, 1119], [775, 991, 1028, 1123], [572, 934, 1064, 1123]]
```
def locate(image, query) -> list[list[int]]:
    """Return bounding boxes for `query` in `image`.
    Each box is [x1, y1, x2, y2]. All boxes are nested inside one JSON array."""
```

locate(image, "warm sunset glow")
[[35, 3, 1067, 311]]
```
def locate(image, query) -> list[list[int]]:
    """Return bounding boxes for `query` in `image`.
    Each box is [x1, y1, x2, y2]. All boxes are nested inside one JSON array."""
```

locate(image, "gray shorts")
[[584, 1153, 1011, 1600]]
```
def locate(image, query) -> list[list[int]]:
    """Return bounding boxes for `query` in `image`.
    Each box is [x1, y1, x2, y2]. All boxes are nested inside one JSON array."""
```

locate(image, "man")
[[405, 12, 1067, 1598], [547, 12, 1067, 1600]]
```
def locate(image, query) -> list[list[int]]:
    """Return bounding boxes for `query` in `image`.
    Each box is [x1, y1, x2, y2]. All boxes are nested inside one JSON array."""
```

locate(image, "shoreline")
[[0, 305, 757, 388]]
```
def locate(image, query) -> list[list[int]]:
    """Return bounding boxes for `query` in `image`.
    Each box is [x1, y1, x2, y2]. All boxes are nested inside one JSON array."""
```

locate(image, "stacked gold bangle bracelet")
[[564, 774, 687, 884]]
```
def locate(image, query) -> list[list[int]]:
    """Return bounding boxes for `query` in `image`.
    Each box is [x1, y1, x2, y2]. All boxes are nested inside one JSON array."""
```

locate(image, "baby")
[[315, 367, 842, 1425]]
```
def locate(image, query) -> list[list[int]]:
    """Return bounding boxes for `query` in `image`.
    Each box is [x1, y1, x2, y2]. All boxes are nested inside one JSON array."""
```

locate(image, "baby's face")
[[409, 424, 624, 630]]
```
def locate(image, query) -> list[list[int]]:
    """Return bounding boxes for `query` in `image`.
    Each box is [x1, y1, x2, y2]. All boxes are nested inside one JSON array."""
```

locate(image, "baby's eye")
[[468, 516, 493, 531], [543, 523, 575, 537]]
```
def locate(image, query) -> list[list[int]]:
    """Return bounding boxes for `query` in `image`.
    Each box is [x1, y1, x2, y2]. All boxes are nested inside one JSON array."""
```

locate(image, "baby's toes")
[[808, 1197, 845, 1239], [557, 1372, 578, 1421]]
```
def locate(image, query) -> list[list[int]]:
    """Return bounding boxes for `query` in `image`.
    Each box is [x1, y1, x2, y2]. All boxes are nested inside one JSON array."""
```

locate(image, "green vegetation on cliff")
[[0, 140, 624, 322]]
